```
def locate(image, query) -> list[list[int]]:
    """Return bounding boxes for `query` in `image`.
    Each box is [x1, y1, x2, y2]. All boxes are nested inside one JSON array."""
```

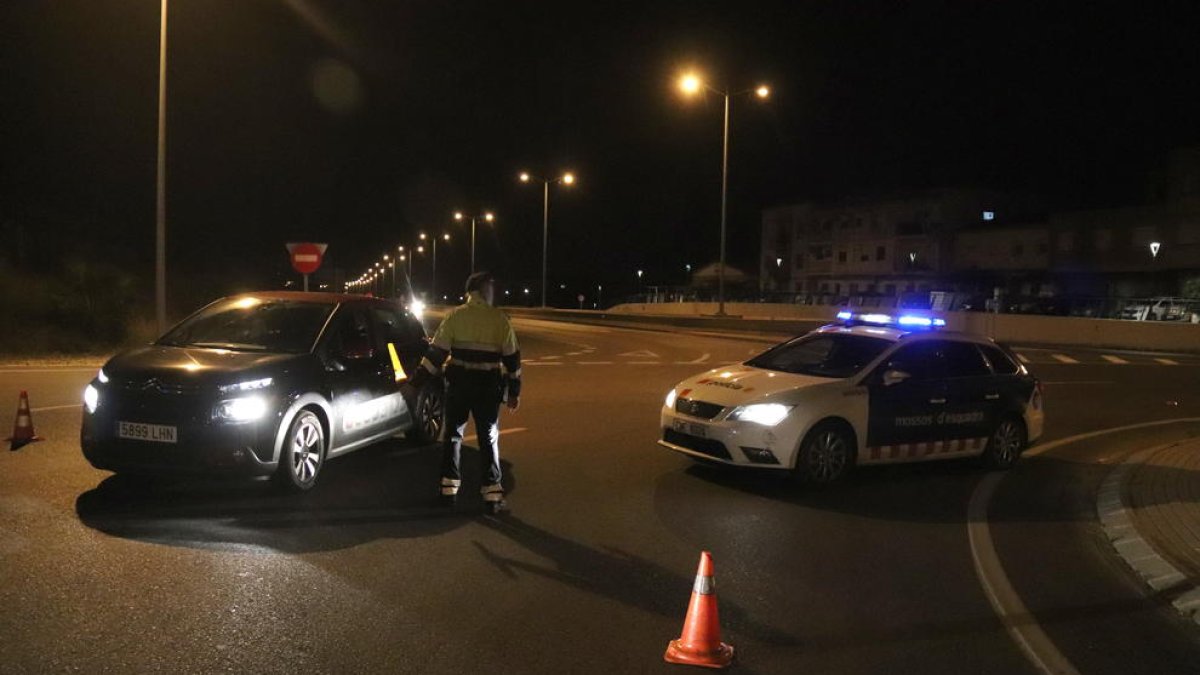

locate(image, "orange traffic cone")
[[7, 391, 43, 451], [665, 551, 734, 669]]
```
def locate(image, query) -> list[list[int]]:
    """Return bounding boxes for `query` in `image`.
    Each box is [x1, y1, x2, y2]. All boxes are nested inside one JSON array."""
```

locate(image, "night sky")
[[4, 1, 1199, 305]]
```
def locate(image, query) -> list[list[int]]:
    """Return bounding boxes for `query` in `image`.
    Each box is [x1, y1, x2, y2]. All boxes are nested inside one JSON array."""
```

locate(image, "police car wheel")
[[982, 416, 1026, 470], [796, 422, 855, 484], [408, 380, 445, 444], [274, 410, 325, 492]]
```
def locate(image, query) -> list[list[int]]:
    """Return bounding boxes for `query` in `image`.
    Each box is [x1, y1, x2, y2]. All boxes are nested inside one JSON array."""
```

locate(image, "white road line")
[[968, 417, 1200, 675], [577, 361, 613, 365], [524, 362, 562, 366], [1156, 358, 1180, 366], [0, 367, 101, 374], [1051, 353, 1079, 364], [541, 355, 562, 360], [31, 404, 82, 413], [618, 349, 659, 359], [463, 427, 528, 443], [968, 475, 1082, 675], [626, 361, 662, 365], [1016, 353, 1032, 364], [684, 353, 710, 364], [566, 352, 585, 356], [1101, 355, 1129, 364]]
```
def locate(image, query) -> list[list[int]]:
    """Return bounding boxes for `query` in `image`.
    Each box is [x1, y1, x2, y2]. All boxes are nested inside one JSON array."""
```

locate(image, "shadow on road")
[[74, 440, 515, 553], [472, 514, 801, 649]]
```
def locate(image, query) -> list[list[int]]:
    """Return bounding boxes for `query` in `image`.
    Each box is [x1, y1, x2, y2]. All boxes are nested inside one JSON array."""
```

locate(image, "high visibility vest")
[[421, 292, 522, 395]]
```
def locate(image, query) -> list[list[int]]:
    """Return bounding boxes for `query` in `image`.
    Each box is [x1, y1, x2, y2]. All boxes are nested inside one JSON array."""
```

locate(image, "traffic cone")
[[7, 391, 43, 451], [665, 551, 734, 669]]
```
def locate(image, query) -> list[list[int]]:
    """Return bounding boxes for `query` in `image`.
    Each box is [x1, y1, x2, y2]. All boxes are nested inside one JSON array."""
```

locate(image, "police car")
[[659, 311, 1043, 482]]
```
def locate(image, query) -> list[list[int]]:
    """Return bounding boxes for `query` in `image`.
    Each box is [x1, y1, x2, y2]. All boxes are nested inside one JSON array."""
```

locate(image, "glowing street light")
[[675, 70, 772, 316], [427, 232, 451, 300], [518, 170, 577, 307], [454, 210, 496, 272]]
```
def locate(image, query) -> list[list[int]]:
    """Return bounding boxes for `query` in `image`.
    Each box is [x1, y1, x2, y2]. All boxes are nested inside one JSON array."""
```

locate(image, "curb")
[[1096, 441, 1200, 625]]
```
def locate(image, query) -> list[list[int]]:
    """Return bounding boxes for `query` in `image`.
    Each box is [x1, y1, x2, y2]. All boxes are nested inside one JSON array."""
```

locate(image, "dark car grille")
[[675, 398, 724, 420], [116, 377, 204, 396], [663, 428, 732, 460]]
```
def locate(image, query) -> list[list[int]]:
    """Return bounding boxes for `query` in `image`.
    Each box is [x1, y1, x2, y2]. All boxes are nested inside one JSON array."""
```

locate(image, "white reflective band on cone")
[[693, 575, 716, 595]]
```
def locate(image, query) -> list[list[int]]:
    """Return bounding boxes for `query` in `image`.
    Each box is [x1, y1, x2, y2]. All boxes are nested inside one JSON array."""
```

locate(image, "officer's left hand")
[[506, 397, 520, 412]]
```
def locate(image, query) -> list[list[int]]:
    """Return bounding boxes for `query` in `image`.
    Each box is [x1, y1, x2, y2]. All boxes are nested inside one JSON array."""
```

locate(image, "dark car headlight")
[[214, 395, 269, 423]]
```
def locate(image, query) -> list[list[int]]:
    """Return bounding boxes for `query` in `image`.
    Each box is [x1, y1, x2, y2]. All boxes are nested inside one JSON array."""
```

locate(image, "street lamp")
[[424, 232, 450, 301], [1150, 241, 1162, 259], [519, 170, 576, 307], [453, 210, 495, 273], [155, 0, 169, 332], [677, 70, 771, 316]]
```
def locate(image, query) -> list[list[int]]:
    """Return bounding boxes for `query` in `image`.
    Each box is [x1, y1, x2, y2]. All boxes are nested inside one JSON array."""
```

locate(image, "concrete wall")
[[604, 302, 1200, 353]]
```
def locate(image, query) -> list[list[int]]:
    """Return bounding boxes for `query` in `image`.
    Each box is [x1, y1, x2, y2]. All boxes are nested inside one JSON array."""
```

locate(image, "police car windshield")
[[746, 333, 892, 378], [158, 299, 334, 354]]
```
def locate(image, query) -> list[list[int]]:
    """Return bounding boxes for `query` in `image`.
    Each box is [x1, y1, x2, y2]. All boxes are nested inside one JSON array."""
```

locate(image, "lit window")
[[982, 211, 995, 221]]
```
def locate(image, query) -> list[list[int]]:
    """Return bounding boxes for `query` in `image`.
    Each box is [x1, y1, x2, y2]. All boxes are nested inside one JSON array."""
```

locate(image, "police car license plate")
[[117, 421, 177, 444], [673, 419, 707, 438]]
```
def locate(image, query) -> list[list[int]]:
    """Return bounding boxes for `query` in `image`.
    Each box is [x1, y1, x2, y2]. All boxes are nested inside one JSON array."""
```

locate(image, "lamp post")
[[677, 72, 770, 316], [519, 171, 576, 308], [425, 232, 450, 302], [155, 0, 169, 332], [453, 211, 495, 273]]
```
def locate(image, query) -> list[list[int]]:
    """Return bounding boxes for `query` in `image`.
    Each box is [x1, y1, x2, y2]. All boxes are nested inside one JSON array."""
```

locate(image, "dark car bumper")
[[81, 406, 283, 477]]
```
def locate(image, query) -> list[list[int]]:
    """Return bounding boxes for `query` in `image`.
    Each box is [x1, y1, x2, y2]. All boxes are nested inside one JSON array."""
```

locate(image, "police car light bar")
[[835, 310, 946, 329]]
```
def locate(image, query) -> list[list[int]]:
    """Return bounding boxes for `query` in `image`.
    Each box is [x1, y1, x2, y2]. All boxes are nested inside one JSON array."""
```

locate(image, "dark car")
[[81, 292, 444, 491]]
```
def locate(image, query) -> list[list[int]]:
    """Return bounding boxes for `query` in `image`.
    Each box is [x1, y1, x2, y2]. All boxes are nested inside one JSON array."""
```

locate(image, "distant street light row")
[[345, 169, 577, 307]]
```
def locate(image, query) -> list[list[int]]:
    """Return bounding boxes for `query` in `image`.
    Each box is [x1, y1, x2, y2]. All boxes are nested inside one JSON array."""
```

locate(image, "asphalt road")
[[2, 318, 1199, 674]]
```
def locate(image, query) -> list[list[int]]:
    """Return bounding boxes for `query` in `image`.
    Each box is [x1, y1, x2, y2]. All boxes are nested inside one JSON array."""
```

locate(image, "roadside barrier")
[[665, 551, 734, 669], [7, 391, 43, 451]]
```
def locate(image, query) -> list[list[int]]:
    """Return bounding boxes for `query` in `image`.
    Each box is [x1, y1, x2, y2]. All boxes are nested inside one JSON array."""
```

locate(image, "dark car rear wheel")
[[407, 380, 445, 444], [274, 409, 325, 492]]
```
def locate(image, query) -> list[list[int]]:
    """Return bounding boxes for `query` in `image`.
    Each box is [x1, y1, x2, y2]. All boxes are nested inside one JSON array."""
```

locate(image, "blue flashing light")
[[859, 313, 893, 325], [837, 309, 947, 330], [932, 318, 947, 327], [898, 315, 933, 327], [836, 310, 853, 321]]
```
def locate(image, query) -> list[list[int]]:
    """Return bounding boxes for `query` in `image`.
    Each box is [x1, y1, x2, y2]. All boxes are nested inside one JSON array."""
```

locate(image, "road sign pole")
[[303, 274, 309, 292]]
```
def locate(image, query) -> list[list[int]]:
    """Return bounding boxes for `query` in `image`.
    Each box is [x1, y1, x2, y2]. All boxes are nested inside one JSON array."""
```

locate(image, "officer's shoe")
[[482, 484, 507, 515]]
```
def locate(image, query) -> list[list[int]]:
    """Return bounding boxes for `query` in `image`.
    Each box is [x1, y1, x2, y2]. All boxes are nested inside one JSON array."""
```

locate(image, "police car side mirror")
[[882, 369, 911, 387]]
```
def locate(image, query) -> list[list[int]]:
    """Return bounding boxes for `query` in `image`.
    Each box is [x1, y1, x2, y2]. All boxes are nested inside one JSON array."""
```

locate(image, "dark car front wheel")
[[408, 380, 445, 445], [274, 409, 326, 492]]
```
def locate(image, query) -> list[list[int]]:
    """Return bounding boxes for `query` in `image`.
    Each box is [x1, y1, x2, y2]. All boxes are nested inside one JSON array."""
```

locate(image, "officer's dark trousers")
[[441, 367, 503, 487]]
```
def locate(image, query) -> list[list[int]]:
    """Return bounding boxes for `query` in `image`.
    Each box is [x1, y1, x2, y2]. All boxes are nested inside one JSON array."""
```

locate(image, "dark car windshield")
[[746, 332, 893, 378], [158, 298, 334, 354]]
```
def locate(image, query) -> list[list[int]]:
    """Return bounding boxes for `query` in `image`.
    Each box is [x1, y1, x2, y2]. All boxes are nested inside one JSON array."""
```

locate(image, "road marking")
[[1101, 355, 1128, 364], [968, 417, 1200, 675], [1051, 353, 1079, 364], [541, 355, 562, 360], [577, 361, 613, 365], [1156, 358, 1180, 366], [463, 427, 528, 443], [31, 404, 82, 413], [626, 361, 661, 365], [1015, 353, 1031, 364], [523, 362, 562, 366], [1041, 380, 1114, 386], [618, 349, 659, 359], [0, 367, 101, 374], [682, 353, 710, 364]]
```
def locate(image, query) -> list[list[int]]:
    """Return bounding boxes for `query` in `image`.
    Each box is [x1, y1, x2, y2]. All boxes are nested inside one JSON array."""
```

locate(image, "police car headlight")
[[665, 389, 678, 409], [83, 384, 100, 414], [728, 403, 794, 426], [215, 396, 268, 422]]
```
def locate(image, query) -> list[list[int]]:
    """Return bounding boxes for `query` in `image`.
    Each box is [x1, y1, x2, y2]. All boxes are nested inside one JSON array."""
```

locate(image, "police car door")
[[939, 341, 997, 446], [866, 341, 949, 450], [321, 307, 399, 451]]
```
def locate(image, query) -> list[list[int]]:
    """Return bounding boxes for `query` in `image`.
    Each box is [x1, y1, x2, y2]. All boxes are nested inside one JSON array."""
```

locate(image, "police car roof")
[[814, 322, 997, 346]]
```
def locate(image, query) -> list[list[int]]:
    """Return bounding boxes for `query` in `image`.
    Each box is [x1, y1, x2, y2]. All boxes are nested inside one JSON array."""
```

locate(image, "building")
[[760, 188, 1041, 300]]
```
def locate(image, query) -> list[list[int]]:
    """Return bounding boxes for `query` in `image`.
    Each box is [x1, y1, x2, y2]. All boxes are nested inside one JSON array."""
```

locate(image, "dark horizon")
[[4, 1, 1199, 304]]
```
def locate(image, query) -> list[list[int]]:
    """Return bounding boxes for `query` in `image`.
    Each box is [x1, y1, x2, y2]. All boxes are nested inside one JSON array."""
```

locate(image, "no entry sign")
[[286, 242, 327, 275]]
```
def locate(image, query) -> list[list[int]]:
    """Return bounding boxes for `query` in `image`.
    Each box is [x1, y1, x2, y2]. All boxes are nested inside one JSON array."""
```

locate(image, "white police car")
[[659, 311, 1044, 482]]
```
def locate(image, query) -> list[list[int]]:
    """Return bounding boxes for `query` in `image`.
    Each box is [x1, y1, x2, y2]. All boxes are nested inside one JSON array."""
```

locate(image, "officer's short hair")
[[465, 272, 494, 294]]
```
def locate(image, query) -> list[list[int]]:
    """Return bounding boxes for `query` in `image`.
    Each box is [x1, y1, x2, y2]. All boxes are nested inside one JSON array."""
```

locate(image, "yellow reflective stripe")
[[449, 361, 502, 371], [387, 343, 407, 382]]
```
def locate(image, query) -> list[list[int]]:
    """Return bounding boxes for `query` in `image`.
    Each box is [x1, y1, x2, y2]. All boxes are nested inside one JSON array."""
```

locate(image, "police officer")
[[417, 272, 521, 512]]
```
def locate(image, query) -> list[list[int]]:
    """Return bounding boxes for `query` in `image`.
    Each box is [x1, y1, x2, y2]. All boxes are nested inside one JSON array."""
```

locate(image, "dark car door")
[[321, 306, 404, 452], [866, 341, 948, 451], [939, 341, 999, 449]]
